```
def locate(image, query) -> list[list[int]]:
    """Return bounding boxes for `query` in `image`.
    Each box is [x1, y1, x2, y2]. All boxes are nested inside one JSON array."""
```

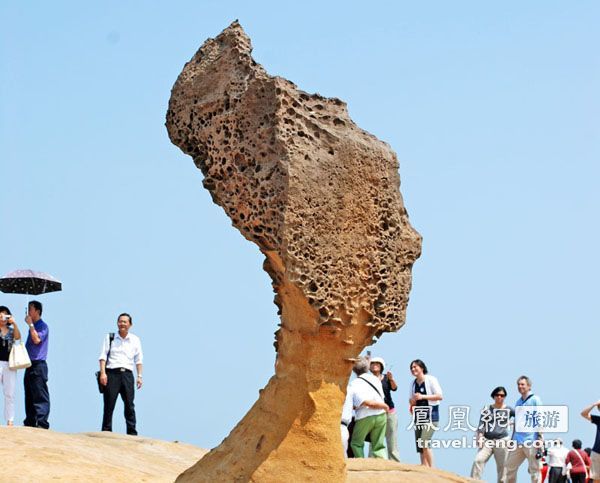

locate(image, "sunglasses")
[[494, 394, 506, 397]]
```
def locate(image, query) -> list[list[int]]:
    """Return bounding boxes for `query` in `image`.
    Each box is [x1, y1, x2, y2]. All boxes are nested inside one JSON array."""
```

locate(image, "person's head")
[[352, 357, 369, 377], [0, 305, 11, 326], [117, 313, 133, 333], [410, 359, 428, 378], [517, 376, 532, 396], [370, 357, 385, 376], [491, 386, 507, 402], [28, 300, 42, 321], [584, 447, 592, 457], [572, 439, 582, 450]]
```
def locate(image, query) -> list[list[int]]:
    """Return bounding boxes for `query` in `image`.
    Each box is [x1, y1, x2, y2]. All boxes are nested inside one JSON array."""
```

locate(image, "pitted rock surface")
[[167, 21, 421, 339]]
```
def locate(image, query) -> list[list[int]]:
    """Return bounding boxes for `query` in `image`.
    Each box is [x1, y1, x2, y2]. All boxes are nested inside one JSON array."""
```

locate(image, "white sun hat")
[[370, 357, 386, 372]]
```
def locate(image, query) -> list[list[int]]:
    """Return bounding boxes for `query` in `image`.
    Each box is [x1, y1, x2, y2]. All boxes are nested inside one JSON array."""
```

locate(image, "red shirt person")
[[565, 439, 591, 483]]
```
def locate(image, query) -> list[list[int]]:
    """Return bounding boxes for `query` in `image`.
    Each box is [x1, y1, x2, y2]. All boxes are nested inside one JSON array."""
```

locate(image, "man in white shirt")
[[349, 357, 389, 458], [98, 313, 143, 435]]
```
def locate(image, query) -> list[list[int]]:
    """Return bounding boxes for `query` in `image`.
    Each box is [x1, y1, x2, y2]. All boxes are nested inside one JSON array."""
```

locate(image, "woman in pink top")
[[566, 439, 591, 483]]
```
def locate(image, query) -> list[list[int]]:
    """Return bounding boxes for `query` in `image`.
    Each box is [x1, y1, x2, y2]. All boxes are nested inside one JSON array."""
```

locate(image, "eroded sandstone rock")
[[167, 21, 422, 482]]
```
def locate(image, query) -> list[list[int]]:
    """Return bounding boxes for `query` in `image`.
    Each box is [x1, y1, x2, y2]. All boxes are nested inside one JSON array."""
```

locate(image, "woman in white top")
[[408, 359, 443, 467], [545, 438, 569, 483], [0, 305, 22, 426]]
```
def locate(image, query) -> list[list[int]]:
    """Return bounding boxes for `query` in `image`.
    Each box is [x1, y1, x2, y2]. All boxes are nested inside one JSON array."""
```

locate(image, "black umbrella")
[[0, 269, 62, 295]]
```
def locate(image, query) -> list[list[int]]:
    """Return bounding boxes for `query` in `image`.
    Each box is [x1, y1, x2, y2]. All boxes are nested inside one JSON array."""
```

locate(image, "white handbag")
[[9, 339, 32, 370]]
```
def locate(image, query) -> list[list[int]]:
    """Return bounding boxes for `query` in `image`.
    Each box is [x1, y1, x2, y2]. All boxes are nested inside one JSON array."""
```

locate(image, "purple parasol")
[[0, 269, 62, 295]]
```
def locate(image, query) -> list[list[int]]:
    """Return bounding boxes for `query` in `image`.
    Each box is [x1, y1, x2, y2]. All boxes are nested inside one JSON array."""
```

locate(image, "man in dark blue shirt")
[[581, 399, 600, 482]]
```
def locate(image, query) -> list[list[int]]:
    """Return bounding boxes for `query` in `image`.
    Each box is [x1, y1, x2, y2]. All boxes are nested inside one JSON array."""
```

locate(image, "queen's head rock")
[[167, 21, 422, 482]]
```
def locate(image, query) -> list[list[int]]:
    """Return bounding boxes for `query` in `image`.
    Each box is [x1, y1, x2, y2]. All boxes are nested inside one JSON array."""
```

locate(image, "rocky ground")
[[1, 427, 474, 482]]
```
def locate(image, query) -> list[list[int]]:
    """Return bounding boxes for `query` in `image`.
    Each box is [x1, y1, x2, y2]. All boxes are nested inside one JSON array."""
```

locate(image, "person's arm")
[[8, 316, 21, 340], [25, 316, 42, 345], [99, 359, 108, 386], [360, 399, 389, 411], [581, 400, 600, 421], [387, 371, 397, 391], [136, 363, 143, 389], [98, 335, 109, 386], [134, 337, 144, 389], [474, 406, 487, 448], [415, 393, 443, 402], [352, 388, 361, 411], [341, 388, 354, 424], [433, 376, 443, 401], [531, 396, 544, 441], [528, 396, 545, 441]]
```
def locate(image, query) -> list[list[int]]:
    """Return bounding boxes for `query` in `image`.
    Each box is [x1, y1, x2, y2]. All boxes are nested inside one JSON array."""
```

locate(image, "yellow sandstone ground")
[[1, 427, 475, 482], [1, 427, 206, 482], [346, 458, 476, 482]]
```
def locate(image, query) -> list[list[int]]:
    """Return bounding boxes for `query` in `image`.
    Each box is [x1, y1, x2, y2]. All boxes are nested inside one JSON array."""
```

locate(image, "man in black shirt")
[[370, 357, 400, 461]]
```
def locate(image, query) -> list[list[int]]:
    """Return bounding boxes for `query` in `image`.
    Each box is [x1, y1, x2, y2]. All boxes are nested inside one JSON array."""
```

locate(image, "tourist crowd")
[[0, 302, 143, 435], [342, 355, 600, 483]]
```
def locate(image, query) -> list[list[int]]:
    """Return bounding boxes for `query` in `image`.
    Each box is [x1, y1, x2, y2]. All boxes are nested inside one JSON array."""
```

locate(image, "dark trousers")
[[547, 466, 567, 483], [102, 369, 137, 435], [571, 473, 587, 483], [23, 360, 50, 429]]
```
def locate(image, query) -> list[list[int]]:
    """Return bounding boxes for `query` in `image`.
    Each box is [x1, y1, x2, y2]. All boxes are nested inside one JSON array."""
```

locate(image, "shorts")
[[414, 423, 436, 453]]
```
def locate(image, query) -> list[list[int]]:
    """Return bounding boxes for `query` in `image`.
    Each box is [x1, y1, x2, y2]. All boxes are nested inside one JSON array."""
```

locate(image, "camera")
[[535, 449, 544, 460], [2, 314, 11, 321]]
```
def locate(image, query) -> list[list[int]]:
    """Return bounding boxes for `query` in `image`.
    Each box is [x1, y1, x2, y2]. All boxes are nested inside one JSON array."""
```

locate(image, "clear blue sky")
[[1, 2, 598, 480]]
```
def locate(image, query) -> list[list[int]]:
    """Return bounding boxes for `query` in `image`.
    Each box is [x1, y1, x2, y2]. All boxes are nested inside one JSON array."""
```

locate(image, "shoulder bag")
[[573, 448, 589, 479]]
